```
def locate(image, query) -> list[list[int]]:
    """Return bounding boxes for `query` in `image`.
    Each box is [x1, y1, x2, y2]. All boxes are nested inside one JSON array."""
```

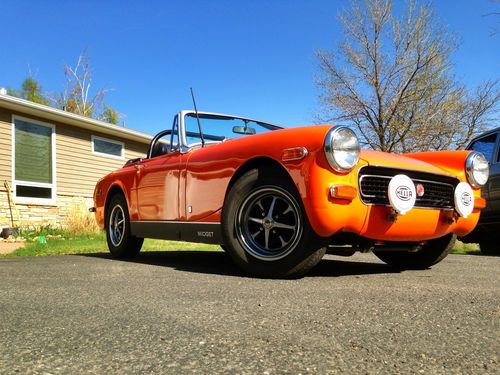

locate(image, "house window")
[[13, 116, 56, 202], [91, 135, 124, 159]]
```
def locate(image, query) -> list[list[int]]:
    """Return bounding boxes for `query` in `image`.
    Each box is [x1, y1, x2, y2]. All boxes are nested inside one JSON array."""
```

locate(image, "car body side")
[[93, 124, 482, 243]]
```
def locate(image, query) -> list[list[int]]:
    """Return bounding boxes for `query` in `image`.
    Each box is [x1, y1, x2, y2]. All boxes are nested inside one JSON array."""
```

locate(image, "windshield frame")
[[178, 110, 283, 152]]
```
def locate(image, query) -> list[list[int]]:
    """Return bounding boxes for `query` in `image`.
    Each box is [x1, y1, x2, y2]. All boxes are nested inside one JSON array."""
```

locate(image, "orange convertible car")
[[93, 111, 489, 277]]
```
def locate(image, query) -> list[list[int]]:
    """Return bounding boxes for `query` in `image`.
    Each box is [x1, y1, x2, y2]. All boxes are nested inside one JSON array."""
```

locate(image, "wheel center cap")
[[262, 218, 274, 230]]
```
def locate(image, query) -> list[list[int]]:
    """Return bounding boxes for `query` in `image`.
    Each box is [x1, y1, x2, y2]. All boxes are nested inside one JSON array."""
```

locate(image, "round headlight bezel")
[[324, 126, 360, 172], [465, 151, 489, 188]]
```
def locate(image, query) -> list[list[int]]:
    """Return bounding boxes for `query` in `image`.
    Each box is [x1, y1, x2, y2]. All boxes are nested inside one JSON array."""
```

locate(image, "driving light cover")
[[454, 182, 474, 218], [388, 174, 416, 215], [465, 151, 489, 188], [324, 126, 360, 172]]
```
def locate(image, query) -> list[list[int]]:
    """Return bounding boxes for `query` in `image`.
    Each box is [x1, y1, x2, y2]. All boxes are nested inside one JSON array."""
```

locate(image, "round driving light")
[[465, 152, 489, 188], [388, 174, 416, 215], [454, 182, 474, 218], [324, 126, 360, 172]]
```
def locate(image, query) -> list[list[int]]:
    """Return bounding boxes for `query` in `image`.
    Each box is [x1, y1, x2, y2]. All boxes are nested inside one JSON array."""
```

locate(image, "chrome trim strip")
[[357, 164, 459, 180]]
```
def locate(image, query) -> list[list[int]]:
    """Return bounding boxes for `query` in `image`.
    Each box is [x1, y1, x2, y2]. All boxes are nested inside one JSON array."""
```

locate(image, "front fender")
[[94, 173, 135, 229], [404, 150, 472, 183]]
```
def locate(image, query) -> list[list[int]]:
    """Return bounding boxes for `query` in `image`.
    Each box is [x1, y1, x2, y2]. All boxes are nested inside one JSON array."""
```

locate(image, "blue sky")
[[1, 0, 498, 135]]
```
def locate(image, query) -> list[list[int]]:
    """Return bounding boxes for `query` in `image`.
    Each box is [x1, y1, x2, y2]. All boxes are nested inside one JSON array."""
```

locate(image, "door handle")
[[134, 164, 144, 171]]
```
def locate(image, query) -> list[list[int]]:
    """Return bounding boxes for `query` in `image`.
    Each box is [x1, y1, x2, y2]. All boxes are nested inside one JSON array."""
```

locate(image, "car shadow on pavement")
[[310, 256, 401, 277], [83, 251, 243, 277], [81, 251, 400, 278]]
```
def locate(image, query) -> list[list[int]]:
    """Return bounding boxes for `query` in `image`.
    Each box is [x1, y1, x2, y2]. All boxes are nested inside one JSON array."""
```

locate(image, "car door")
[[468, 131, 499, 222], [135, 151, 182, 221], [135, 117, 182, 221], [181, 112, 234, 221]]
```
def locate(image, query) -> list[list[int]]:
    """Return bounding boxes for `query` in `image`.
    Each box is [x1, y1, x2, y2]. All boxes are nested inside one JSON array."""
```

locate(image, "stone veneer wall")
[[0, 187, 94, 229]]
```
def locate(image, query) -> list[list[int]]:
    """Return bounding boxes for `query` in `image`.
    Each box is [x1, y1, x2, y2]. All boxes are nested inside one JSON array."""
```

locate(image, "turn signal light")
[[329, 185, 357, 200], [282, 147, 308, 161], [474, 197, 486, 209]]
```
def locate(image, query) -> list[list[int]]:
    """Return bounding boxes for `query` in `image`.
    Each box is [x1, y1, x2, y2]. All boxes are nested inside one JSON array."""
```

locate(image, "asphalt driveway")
[[0, 252, 498, 374]]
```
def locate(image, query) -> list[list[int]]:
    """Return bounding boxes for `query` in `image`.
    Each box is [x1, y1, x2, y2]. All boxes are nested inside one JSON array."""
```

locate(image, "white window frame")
[[12, 115, 57, 205], [91, 135, 125, 160]]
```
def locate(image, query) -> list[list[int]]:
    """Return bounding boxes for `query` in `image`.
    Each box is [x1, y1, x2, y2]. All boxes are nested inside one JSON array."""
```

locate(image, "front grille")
[[358, 166, 458, 209]]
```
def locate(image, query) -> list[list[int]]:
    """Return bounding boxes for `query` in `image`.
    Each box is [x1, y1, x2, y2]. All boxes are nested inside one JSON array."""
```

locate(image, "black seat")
[[151, 141, 171, 158]]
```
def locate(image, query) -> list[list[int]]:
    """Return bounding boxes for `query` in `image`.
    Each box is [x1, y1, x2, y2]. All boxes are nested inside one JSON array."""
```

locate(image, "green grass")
[[2, 230, 480, 257], [2, 231, 221, 257], [451, 240, 480, 255]]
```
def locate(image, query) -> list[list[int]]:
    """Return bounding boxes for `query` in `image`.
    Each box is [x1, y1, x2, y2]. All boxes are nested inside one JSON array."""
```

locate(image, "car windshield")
[[184, 113, 281, 147]]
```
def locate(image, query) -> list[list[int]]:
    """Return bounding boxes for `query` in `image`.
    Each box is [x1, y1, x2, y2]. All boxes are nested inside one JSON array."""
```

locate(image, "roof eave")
[[0, 94, 152, 144]]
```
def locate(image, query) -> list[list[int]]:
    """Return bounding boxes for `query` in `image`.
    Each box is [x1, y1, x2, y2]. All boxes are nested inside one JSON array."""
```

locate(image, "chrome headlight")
[[465, 151, 489, 188], [324, 126, 360, 172]]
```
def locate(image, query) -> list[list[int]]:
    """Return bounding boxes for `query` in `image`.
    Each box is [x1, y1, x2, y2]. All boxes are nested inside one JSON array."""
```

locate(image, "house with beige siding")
[[0, 92, 151, 230]]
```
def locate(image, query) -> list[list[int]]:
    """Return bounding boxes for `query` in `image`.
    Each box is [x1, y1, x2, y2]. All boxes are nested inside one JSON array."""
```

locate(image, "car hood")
[[360, 150, 457, 178]]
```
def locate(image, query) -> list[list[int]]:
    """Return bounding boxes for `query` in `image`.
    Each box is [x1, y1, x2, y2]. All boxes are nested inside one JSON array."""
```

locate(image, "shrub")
[[64, 200, 99, 234]]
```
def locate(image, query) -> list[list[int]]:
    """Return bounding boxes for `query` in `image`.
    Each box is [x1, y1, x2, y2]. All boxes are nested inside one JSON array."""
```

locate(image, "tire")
[[222, 168, 326, 278], [479, 238, 499, 255], [105, 194, 143, 258], [373, 234, 456, 269]]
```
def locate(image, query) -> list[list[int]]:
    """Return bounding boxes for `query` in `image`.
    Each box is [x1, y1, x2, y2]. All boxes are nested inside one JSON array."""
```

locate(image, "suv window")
[[469, 133, 498, 163]]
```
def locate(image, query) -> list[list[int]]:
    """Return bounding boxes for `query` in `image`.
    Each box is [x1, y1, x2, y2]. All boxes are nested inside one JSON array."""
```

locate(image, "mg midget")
[[92, 110, 489, 277]]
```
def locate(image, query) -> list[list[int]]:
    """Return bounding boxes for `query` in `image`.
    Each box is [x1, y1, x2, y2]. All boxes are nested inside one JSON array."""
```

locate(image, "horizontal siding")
[[56, 152, 127, 169], [0, 136, 12, 156], [55, 122, 148, 195], [57, 165, 123, 179], [56, 142, 144, 160], [0, 160, 11, 170], [125, 149, 145, 159], [0, 108, 12, 184], [56, 137, 147, 162], [0, 134, 10, 145]]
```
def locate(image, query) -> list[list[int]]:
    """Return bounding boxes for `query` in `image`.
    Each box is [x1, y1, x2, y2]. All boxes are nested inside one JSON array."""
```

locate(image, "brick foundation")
[[0, 188, 94, 229]]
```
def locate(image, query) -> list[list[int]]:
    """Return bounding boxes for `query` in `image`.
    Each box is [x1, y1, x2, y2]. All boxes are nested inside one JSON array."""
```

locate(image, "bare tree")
[[455, 79, 500, 149], [317, 0, 498, 152], [56, 50, 110, 119]]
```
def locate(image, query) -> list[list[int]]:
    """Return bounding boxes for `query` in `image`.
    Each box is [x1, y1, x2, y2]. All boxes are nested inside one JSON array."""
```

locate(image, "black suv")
[[461, 127, 500, 254]]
